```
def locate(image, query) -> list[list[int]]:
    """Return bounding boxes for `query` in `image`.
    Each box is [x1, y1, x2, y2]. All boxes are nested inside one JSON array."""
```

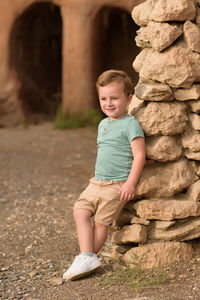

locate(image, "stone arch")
[[8, 1, 62, 120], [92, 6, 140, 92]]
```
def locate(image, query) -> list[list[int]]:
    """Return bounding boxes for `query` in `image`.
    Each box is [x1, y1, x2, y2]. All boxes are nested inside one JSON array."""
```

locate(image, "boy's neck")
[[108, 113, 127, 121]]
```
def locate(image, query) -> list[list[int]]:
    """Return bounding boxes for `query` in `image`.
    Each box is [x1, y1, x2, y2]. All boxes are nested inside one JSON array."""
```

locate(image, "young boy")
[[63, 70, 145, 281]]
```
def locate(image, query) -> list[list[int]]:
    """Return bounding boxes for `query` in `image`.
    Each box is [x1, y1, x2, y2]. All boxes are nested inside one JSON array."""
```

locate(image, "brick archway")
[[9, 1, 62, 120]]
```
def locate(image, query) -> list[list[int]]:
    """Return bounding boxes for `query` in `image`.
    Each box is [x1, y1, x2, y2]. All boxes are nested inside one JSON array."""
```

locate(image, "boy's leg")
[[63, 208, 102, 281], [74, 208, 93, 253], [93, 221, 108, 254]]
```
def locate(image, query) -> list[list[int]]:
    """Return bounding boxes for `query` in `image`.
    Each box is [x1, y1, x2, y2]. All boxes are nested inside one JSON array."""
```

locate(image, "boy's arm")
[[119, 137, 146, 202]]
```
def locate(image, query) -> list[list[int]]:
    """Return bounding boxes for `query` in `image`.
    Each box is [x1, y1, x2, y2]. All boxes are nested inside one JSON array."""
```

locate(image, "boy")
[[63, 70, 145, 281]]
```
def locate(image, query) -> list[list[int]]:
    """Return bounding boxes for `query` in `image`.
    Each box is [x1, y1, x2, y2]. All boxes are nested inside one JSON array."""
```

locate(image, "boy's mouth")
[[106, 107, 115, 111]]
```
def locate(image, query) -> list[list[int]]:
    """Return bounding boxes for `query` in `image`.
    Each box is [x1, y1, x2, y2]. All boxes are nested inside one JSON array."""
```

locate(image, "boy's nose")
[[106, 99, 112, 106]]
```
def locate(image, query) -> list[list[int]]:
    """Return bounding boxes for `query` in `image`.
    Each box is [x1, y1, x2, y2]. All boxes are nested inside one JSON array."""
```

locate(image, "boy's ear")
[[127, 94, 133, 104]]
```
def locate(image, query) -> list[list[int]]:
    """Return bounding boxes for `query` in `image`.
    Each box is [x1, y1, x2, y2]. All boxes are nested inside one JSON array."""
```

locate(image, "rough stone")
[[135, 101, 188, 136], [135, 159, 196, 198], [150, 217, 200, 241], [185, 151, 200, 161], [135, 27, 151, 48], [150, 0, 196, 22], [189, 113, 200, 131], [123, 241, 194, 269], [186, 180, 200, 201], [131, 0, 155, 26], [197, 164, 200, 176], [188, 100, 200, 113], [111, 224, 147, 245], [128, 95, 145, 116], [112, 244, 132, 255], [132, 0, 196, 25], [50, 277, 63, 286], [196, 5, 200, 25], [146, 21, 183, 52], [184, 21, 200, 53], [181, 131, 200, 152], [133, 44, 196, 89], [131, 216, 150, 226], [115, 210, 134, 227], [153, 220, 176, 230], [135, 81, 173, 101], [188, 50, 200, 82], [146, 136, 182, 162], [174, 84, 200, 101], [134, 200, 200, 221]]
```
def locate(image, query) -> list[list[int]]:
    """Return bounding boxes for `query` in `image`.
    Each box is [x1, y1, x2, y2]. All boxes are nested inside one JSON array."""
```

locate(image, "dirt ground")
[[0, 122, 200, 300]]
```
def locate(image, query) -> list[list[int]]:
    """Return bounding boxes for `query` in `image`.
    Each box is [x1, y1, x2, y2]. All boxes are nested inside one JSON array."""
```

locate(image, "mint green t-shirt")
[[95, 114, 144, 181]]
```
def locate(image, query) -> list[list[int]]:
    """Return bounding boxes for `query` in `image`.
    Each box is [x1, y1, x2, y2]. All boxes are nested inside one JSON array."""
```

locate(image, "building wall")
[[0, 0, 144, 125]]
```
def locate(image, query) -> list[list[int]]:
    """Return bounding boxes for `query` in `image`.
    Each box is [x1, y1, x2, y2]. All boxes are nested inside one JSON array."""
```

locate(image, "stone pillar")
[[112, 0, 200, 269], [61, 4, 96, 114]]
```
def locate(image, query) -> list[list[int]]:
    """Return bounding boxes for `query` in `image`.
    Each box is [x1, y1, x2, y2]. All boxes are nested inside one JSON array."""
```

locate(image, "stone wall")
[[112, 0, 200, 269]]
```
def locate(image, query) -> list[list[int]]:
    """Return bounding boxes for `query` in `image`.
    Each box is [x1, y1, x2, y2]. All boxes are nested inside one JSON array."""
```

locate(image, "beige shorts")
[[74, 177, 126, 227]]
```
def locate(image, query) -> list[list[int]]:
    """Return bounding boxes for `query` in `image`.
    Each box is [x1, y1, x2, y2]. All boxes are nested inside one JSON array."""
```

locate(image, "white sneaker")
[[63, 253, 101, 280]]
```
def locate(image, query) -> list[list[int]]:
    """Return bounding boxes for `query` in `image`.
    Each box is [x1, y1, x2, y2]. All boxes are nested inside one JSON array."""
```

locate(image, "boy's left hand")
[[119, 182, 136, 202]]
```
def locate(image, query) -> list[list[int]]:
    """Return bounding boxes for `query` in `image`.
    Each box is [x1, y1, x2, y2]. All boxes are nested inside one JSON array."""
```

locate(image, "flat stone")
[[135, 81, 173, 101], [111, 224, 147, 245], [134, 199, 200, 221], [123, 241, 194, 269], [154, 220, 176, 230], [150, 216, 200, 241]]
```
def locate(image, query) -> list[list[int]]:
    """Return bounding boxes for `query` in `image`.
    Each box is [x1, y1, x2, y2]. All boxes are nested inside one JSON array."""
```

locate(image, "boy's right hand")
[[119, 182, 136, 202]]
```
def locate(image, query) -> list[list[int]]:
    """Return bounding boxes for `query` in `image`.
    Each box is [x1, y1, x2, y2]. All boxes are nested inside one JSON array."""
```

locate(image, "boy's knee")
[[73, 209, 92, 222]]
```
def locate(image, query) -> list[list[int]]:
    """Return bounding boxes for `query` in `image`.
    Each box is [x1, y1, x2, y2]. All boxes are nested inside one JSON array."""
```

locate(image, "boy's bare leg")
[[74, 209, 94, 253], [93, 221, 108, 254]]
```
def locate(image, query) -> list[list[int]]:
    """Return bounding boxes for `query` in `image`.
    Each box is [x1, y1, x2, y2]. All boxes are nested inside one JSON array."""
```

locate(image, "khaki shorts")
[[74, 177, 126, 227]]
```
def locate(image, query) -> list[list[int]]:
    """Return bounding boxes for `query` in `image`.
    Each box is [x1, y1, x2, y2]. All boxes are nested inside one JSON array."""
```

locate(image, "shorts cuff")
[[73, 205, 95, 215], [94, 217, 110, 227]]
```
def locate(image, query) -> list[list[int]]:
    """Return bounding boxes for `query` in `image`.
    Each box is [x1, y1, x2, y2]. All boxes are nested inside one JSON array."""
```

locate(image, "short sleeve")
[[126, 117, 144, 143]]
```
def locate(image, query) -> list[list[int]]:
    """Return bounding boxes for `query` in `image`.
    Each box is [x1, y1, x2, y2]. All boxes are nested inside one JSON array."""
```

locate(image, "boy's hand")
[[119, 182, 136, 202]]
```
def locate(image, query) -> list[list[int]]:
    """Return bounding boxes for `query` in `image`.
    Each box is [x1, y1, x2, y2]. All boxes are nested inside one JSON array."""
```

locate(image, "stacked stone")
[[112, 0, 200, 269]]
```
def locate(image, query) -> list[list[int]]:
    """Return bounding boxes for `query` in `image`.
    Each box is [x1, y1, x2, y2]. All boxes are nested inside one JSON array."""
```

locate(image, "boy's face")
[[98, 81, 132, 120]]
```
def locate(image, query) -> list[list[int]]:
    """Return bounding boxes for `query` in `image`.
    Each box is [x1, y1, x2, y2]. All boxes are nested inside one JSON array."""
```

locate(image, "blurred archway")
[[92, 6, 140, 96], [9, 2, 62, 120]]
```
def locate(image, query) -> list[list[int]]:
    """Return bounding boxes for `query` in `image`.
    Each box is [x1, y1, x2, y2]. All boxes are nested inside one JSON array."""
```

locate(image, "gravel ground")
[[0, 122, 200, 300]]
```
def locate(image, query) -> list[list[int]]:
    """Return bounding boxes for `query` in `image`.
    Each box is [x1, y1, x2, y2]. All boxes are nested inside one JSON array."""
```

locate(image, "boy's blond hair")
[[96, 70, 133, 96]]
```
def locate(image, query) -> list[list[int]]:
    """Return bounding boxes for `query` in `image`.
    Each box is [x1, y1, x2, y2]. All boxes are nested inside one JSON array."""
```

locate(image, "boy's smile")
[[98, 81, 132, 120]]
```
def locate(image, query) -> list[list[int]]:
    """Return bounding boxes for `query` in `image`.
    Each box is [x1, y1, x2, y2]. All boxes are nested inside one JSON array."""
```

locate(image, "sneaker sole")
[[68, 265, 101, 281]]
